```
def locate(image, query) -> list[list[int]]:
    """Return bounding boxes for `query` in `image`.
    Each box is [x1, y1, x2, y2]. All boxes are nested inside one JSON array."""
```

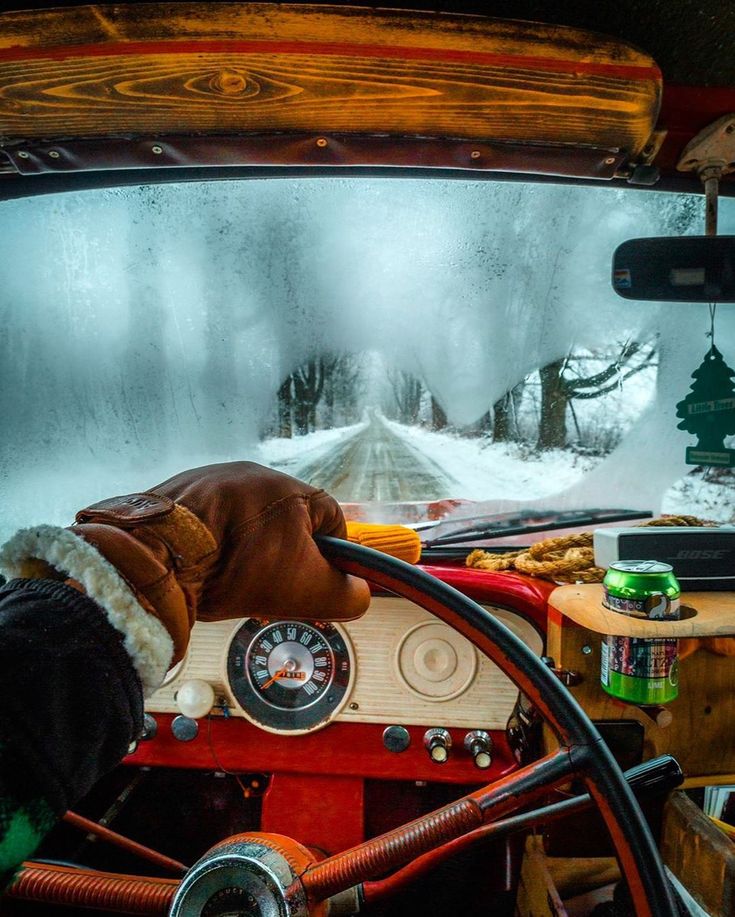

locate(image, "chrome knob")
[[424, 727, 452, 763], [383, 725, 411, 753], [141, 713, 158, 741], [464, 730, 493, 769], [171, 715, 198, 742]]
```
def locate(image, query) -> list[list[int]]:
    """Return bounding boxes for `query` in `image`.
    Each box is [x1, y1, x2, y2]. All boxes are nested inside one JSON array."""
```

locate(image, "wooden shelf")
[[549, 584, 735, 637]]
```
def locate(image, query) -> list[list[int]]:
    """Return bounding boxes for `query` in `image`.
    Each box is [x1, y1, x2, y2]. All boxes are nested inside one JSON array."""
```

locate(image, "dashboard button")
[[171, 715, 199, 742], [383, 725, 411, 753]]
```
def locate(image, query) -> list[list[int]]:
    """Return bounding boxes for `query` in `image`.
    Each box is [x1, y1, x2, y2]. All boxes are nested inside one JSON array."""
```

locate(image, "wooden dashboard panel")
[[147, 597, 543, 731], [547, 614, 735, 779]]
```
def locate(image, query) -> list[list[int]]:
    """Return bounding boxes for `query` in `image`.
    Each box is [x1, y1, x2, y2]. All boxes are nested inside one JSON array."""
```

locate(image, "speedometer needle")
[[262, 668, 288, 690]]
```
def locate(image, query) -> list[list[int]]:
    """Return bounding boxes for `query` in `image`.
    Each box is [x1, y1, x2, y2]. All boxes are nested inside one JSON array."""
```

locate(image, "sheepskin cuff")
[[0, 526, 173, 696]]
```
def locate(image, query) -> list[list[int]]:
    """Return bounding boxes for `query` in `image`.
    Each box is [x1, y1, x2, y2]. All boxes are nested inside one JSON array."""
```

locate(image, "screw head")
[[151, 145, 164, 155], [48, 150, 60, 158], [17, 150, 30, 159], [316, 138, 328, 148], [604, 156, 616, 165], [349, 701, 359, 710], [582, 644, 593, 655], [470, 150, 481, 160]]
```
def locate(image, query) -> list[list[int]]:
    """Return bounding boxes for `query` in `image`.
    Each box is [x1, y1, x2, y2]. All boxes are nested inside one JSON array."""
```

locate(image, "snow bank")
[[383, 419, 597, 502]]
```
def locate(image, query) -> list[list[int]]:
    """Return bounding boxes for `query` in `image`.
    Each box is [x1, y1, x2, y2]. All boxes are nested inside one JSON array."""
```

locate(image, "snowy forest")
[[269, 339, 658, 454], [0, 177, 733, 536]]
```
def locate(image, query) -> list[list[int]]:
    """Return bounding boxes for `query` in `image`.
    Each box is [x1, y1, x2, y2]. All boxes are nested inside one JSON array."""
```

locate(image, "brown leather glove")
[[0, 463, 370, 694]]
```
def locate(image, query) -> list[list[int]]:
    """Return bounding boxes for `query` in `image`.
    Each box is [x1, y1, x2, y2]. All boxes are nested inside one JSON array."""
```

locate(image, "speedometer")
[[226, 620, 353, 733]]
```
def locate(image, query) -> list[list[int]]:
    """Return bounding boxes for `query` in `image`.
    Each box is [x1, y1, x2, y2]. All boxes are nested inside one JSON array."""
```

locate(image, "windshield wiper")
[[421, 508, 652, 549]]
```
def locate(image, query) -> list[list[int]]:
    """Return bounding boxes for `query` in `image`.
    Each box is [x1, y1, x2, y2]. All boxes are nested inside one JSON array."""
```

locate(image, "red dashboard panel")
[[128, 715, 518, 785]]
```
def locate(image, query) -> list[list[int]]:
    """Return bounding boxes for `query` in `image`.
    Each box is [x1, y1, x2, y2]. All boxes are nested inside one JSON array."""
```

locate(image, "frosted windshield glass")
[[0, 179, 733, 539]]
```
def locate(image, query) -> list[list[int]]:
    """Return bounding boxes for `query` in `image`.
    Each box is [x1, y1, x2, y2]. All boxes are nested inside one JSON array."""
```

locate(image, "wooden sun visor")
[[0, 3, 661, 177]]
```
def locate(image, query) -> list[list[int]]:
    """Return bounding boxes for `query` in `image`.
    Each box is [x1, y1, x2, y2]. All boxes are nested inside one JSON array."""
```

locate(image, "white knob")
[[176, 679, 215, 719]]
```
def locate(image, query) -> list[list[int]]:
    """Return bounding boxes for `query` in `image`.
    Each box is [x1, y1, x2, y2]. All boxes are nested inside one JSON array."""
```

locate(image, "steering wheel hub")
[[170, 834, 316, 917]]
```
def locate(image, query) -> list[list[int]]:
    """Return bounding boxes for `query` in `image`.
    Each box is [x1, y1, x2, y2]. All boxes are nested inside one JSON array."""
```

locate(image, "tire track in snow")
[[294, 414, 455, 502]]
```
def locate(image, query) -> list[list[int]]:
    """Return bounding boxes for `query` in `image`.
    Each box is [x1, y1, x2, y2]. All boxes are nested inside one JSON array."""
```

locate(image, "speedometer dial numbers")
[[227, 620, 353, 733]]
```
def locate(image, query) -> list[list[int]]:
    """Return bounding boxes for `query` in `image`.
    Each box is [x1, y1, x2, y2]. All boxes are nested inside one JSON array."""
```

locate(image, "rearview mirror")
[[612, 235, 735, 301]]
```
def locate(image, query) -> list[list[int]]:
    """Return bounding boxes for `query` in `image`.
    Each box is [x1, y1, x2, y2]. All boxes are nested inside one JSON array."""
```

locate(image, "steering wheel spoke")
[[302, 748, 577, 904]]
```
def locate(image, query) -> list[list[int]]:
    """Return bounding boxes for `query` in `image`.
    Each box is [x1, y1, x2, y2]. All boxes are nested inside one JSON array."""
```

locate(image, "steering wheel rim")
[[309, 536, 678, 917], [7, 538, 678, 917]]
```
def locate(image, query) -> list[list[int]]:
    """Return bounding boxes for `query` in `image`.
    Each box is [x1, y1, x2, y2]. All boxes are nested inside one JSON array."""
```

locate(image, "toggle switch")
[[424, 727, 452, 763], [464, 730, 493, 769]]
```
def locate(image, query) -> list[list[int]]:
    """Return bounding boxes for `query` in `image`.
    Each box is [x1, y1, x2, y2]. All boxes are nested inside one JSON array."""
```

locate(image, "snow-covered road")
[[294, 413, 454, 501]]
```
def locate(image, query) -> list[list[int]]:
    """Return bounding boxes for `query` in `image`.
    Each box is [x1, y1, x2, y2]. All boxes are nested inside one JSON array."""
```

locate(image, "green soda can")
[[600, 561, 681, 705]]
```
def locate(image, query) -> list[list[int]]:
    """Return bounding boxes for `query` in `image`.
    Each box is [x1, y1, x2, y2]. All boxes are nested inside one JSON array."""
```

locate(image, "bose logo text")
[[673, 550, 729, 560]]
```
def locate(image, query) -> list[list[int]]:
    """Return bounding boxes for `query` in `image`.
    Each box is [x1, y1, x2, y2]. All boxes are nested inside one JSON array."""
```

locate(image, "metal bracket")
[[541, 656, 583, 687], [677, 114, 735, 235]]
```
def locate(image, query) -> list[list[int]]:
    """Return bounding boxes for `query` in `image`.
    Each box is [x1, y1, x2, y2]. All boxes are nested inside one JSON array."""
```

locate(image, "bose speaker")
[[593, 527, 735, 591]]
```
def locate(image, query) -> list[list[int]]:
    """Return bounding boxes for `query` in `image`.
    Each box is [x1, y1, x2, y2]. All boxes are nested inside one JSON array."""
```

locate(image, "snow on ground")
[[257, 421, 366, 476], [382, 418, 598, 502], [663, 471, 735, 524]]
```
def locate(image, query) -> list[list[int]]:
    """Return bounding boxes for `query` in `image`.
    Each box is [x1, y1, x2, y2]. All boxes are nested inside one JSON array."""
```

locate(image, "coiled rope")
[[466, 515, 715, 585]]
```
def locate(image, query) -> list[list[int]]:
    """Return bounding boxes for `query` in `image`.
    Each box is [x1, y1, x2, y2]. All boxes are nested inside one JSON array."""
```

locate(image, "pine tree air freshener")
[[675, 341, 735, 468]]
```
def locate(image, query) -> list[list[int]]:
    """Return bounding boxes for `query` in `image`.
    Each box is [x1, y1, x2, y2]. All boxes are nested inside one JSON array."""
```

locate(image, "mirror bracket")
[[677, 114, 735, 235]]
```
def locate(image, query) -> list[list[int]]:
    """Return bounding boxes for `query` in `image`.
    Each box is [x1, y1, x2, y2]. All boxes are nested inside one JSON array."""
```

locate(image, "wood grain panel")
[[0, 4, 661, 161], [147, 597, 543, 731], [546, 615, 735, 778], [550, 585, 735, 638], [662, 792, 735, 917]]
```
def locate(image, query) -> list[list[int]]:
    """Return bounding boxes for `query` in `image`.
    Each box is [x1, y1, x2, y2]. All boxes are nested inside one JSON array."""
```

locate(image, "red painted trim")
[[419, 565, 553, 634], [0, 38, 661, 82], [547, 606, 565, 629]]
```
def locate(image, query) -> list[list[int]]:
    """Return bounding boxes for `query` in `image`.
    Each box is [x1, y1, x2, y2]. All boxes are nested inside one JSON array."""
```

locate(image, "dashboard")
[[127, 573, 552, 852], [147, 596, 544, 735]]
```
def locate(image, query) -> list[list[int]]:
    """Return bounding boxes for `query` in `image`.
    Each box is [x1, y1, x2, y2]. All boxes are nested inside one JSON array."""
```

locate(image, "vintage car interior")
[[1, 2, 735, 916]]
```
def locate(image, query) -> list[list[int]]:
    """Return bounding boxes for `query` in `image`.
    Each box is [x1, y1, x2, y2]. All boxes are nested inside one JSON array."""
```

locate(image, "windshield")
[[1, 177, 734, 542]]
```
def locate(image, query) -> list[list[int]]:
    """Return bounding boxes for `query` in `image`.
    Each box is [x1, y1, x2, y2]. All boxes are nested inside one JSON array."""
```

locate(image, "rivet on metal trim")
[[316, 138, 329, 148], [470, 150, 481, 159], [604, 156, 616, 165], [48, 150, 60, 159], [151, 145, 164, 155], [17, 151, 29, 159]]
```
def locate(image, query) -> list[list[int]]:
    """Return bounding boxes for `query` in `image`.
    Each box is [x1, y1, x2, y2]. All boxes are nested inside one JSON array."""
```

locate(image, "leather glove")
[[0, 462, 370, 695]]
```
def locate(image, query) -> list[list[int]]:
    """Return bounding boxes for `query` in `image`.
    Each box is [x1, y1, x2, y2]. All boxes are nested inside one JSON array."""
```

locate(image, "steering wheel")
[[8, 538, 678, 917]]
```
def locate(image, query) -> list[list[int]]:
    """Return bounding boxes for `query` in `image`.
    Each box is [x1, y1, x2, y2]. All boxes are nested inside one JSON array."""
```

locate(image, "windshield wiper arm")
[[422, 508, 652, 548]]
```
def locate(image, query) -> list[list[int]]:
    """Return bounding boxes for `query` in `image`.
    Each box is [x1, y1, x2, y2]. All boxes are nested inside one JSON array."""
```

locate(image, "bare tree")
[[387, 368, 423, 424], [431, 395, 447, 430], [536, 340, 658, 450], [277, 376, 293, 438]]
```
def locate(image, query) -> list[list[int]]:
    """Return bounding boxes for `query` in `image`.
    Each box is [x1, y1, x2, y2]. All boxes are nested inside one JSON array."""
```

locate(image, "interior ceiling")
[[1, 1, 730, 196], [8, 0, 733, 88]]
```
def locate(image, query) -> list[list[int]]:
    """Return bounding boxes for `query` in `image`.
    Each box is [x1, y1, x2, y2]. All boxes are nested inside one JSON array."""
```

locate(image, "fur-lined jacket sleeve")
[[0, 579, 143, 887]]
